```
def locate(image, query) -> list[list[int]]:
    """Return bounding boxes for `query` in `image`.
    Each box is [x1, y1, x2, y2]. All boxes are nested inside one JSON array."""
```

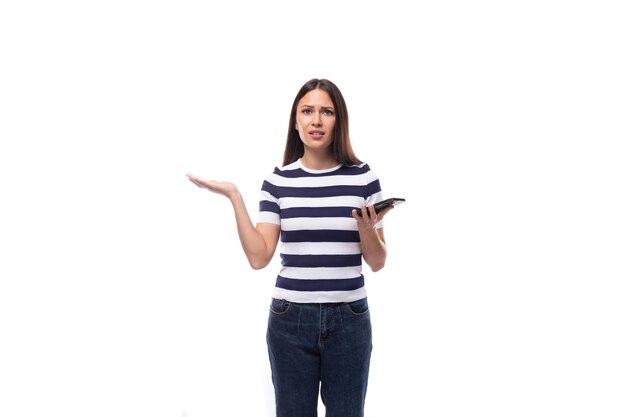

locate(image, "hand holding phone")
[[355, 197, 405, 216]]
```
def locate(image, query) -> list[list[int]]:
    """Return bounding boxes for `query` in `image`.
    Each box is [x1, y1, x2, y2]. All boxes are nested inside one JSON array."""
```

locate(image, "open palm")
[[186, 174, 237, 199]]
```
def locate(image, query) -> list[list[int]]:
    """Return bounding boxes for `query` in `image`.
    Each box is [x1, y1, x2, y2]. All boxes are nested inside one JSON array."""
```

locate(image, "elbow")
[[249, 261, 267, 270], [248, 257, 270, 270], [369, 259, 386, 272]]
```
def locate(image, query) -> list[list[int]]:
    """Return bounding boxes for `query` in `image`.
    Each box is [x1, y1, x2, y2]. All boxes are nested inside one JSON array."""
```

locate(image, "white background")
[[1, 1, 625, 416]]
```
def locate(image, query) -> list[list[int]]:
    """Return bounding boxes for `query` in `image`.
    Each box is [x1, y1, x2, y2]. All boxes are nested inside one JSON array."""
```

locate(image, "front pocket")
[[346, 297, 369, 315], [269, 298, 291, 315]]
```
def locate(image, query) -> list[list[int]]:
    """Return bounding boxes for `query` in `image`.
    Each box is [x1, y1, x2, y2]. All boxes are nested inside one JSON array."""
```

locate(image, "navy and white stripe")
[[258, 158, 384, 303]]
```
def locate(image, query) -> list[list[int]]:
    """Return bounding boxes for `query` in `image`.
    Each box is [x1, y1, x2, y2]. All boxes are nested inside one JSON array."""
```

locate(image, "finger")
[[353, 207, 368, 222], [377, 205, 394, 220], [361, 205, 369, 218], [187, 174, 202, 183], [187, 174, 202, 185], [367, 205, 377, 221], [189, 178, 209, 189]]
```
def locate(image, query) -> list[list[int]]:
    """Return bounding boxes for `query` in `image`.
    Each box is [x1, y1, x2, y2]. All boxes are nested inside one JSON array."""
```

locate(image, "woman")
[[187, 78, 394, 417]]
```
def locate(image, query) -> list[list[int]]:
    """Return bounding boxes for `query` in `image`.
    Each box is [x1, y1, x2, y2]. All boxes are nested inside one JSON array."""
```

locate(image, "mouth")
[[309, 130, 325, 139]]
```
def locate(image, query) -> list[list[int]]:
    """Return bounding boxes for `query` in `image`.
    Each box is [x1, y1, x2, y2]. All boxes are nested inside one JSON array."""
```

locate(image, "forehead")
[[298, 88, 334, 107]]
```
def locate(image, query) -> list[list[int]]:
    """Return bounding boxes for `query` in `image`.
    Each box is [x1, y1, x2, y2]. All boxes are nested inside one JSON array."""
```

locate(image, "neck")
[[300, 152, 339, 170]]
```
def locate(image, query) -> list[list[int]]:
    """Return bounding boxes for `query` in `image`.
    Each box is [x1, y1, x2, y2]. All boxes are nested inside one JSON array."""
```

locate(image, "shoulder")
[[349, 162, 378, 181], [337, 162, 371, 175], [266, 160, 303, 180], [262, 161, 303, 189], [264, 160, 298, 176], [276, 160, 301, 173]]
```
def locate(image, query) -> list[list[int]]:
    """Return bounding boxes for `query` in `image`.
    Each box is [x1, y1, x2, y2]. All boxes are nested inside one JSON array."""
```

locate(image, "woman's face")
[[295, 88, 336, 154]]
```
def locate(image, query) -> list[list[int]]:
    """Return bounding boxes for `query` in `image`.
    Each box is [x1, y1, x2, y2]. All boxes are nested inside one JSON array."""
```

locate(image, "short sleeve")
[[257, 174, 280, 225], [364, 167, 385, 229]]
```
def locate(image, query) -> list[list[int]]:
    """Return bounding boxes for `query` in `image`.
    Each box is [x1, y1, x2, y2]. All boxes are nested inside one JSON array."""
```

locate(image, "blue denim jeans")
[[266, 297, 373, 417]]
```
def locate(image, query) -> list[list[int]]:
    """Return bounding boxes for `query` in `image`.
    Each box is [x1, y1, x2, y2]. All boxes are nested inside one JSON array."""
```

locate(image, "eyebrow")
[[300, 105, 335, 110]]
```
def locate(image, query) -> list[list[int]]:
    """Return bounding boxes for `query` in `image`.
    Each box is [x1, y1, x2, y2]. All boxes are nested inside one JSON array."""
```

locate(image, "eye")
[[323, 109, 335, 116], [301, 108, 312, 114]]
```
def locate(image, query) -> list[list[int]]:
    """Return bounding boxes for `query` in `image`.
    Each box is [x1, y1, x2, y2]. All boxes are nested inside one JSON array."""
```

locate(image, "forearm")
[[359, 228, 387, 272], [229, 191, 272, 269]]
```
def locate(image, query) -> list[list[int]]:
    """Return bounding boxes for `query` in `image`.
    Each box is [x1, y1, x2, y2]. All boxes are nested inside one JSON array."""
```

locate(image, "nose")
[[312, 111, 322, 127]]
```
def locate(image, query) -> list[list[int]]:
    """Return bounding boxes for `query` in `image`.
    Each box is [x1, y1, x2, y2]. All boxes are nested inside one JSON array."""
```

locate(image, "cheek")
[[295, 123, 305, 141], [327, 122, 336, 137]]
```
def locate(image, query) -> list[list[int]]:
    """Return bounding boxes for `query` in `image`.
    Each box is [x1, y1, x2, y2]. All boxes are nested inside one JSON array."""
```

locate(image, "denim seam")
[[269, 299, 292, 315], [346, 302, 370, 316]]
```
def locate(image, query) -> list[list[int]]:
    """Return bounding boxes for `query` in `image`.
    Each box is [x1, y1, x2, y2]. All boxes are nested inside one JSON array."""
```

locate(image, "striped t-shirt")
[[257, 158, 384, 303]]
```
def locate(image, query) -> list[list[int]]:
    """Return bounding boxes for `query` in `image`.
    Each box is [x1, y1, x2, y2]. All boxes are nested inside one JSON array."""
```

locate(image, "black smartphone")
[[355, 198, 406, 216]]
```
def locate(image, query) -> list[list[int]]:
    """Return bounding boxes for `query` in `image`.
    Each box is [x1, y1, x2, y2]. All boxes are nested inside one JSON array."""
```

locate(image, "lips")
[[309, 130, 324, 138]]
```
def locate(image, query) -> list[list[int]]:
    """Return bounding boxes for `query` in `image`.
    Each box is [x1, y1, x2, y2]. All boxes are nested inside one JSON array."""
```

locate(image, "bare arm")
[[187, 174, 280, 270], [351, 204, 393, 272]]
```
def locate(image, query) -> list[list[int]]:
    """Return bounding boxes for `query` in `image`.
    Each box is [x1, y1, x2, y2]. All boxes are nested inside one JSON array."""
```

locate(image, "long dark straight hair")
[[282, 79, 362, 167]]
